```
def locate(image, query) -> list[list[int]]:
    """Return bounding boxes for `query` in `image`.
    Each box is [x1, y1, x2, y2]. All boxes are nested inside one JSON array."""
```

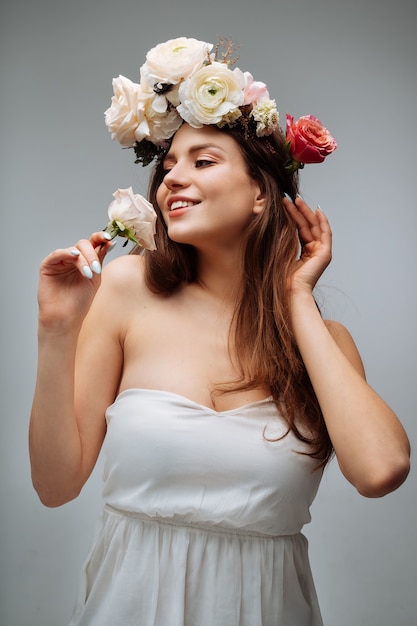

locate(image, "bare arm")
[[29, 233, 123, 507], [284, 195, 410, 497]]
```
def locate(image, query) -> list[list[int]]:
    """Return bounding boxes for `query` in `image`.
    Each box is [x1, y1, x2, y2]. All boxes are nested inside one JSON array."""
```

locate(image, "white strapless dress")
[[69, 388, 323, 625]]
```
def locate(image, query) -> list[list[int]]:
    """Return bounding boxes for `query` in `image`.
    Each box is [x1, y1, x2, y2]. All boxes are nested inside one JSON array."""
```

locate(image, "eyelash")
[[195, 159, 214, 168], [162, 159, 214, 177]]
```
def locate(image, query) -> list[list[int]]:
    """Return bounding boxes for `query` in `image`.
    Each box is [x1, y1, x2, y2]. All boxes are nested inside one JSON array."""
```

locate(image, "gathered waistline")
[[104, 504, 300, 540]]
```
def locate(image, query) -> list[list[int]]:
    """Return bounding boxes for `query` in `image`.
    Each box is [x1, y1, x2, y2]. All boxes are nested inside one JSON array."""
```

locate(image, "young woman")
[[29, 37, 410, 626]]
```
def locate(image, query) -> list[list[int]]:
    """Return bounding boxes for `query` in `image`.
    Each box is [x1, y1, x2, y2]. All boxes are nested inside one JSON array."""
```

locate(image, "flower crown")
[[104, 36, 337, 170]]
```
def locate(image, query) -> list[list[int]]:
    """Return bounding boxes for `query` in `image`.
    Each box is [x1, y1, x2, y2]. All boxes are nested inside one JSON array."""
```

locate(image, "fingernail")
[[296, 193, 303, 200], [82, 265, 93, 279], [284, 192, 293, 202], [103, 232, 112, 240], [70, 249, 80, 256], [108, 240, 117, 250], [91, 260, 101, 275]]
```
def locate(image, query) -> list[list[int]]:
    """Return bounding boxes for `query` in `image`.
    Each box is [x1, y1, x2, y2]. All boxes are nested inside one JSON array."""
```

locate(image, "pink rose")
[[243, 72, 270, 105], [285, 114, 337, 164]]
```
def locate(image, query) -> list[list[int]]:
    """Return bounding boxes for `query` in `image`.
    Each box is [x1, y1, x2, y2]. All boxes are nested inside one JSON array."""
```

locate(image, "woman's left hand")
[[283, 194, 332, 295]]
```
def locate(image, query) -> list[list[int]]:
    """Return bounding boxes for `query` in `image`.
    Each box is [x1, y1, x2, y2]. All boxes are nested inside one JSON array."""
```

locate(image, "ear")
[[252, 185, 266, 215]]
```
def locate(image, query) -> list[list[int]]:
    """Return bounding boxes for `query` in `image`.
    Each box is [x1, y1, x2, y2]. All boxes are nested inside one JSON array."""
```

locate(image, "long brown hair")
[[140, 124, 333, 465]]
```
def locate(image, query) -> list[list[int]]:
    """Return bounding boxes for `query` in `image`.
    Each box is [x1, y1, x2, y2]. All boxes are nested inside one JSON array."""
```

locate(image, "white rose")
[[177, 62, 246, 127], [104, 75, 142, 147], [141, 37, 212, 89], [107, 187, 157, 250]]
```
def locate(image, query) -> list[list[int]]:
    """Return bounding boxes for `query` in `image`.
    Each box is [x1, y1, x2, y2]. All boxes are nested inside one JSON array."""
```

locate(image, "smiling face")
[[155, 124, 265, 252]]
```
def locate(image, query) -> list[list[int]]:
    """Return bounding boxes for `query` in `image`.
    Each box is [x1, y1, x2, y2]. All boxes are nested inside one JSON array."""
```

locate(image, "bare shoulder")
[[325, 320, 366, 377], [101, 253, 146, 293], [82, 254, 149, 338]]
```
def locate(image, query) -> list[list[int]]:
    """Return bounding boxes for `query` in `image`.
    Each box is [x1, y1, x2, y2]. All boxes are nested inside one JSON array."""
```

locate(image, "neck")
[[195, 246, 244, 305]]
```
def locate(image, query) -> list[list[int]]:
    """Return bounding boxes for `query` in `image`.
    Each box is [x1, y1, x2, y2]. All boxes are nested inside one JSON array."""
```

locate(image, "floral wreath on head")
[[104, 36, 337, 170], [102, 37, 337, 252]]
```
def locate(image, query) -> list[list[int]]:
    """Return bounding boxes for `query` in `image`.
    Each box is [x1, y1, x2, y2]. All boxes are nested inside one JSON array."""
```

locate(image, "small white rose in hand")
[[105, 187, 157, 250]]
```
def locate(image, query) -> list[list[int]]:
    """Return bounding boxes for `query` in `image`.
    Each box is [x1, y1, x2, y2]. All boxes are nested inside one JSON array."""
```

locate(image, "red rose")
[[285, 114, 337, 165]]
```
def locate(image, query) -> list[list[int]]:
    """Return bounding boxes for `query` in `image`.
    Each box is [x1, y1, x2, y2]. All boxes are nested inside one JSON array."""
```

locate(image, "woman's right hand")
[[37, 231, 114, 333]]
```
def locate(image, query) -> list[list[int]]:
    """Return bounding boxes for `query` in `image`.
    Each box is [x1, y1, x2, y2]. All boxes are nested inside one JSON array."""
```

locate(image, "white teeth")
[[170, 200, 196, 211]]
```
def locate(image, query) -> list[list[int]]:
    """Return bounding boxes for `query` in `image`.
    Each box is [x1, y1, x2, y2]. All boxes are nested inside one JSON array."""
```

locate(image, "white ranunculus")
[[141, 37, 212, 89], [104, 75, 142, 147], [177, 62, 246, 127], [106, 187, 157, 250]]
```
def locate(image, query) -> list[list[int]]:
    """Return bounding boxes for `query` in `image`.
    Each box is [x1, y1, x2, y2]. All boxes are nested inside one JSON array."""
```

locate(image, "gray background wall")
[[1, 0, 416, 624]]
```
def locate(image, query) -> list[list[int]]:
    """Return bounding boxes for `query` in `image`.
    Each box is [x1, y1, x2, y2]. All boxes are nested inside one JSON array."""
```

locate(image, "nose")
[[163, 161, 190, 190]]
